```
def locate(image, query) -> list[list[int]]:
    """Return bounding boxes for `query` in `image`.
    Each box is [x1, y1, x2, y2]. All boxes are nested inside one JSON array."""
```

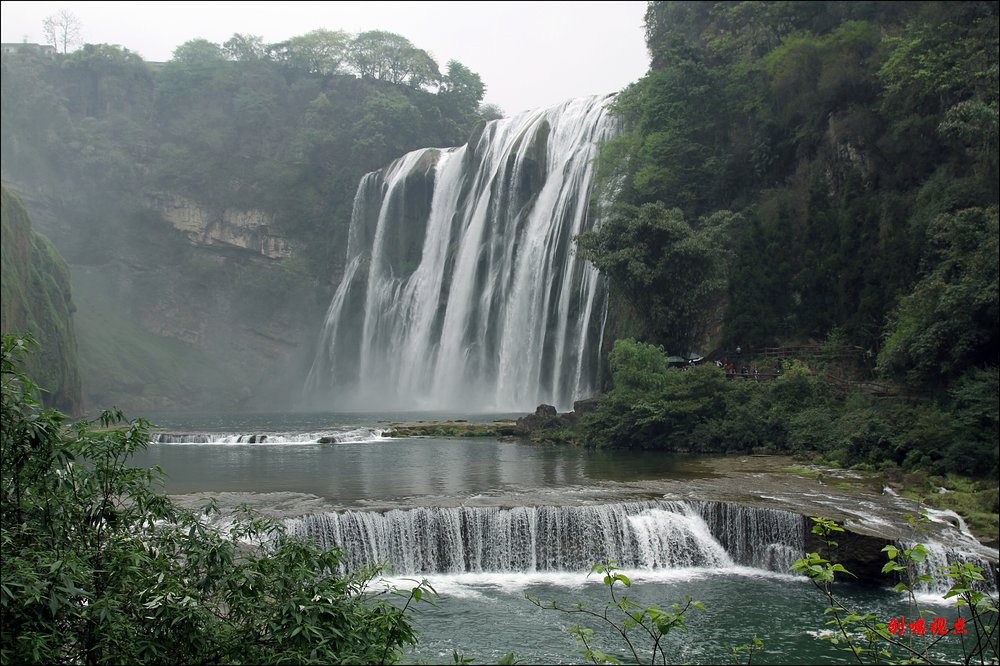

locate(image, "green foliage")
[[527, 561, 704, 665], [1, 28, 490, 253], [1, 26, 495, 410], [274, 29, 351, 74], [478, 103, 504, 121], [171, 38, 227, 66], [0, 334, 431, 664], [348, 30, 441, 88], [577, 1, 998, 495], [727, 635, 764, 665], [599, 1, 998, 368], [440, 60, 487, 125], [577, 203, 737, 352], [793, 515, 999, 664], [607, 338, 672, 393], [221, 33, 269, 62], [563, 338, 998, 481], [0, 187, 81, 414], [878, 206, 999, 387], [580, 340, 732, 450]]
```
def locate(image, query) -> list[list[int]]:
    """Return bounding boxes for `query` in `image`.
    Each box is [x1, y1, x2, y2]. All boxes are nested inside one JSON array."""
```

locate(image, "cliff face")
[[147, 192, 294, 260], [4, 181, 330, 414], [0, 186, 82, 414]]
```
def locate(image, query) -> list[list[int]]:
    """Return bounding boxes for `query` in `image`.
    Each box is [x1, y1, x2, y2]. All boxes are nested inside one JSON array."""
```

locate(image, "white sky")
[[0, 0, 650, 114]]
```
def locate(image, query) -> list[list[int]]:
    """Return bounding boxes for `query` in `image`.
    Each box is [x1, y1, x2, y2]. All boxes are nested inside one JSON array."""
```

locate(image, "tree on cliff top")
[[42, 9, 82, 54]]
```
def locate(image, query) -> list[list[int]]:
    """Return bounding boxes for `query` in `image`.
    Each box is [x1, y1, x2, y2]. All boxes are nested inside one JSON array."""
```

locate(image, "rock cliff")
[[147, 192, 293, 259], [7, 181, 330, 413], [0, 185, 82, 414]]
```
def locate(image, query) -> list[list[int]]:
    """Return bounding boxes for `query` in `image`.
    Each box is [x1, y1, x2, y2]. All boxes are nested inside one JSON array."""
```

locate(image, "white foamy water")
[[287, 500, 806, 577], [151, 427, 388, 445], [378, 565, 809, 600], [305, 95, 618, 412]]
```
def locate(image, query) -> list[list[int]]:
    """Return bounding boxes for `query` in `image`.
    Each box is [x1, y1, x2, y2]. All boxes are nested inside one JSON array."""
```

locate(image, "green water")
[[397, 571, 968, 665], [131, 412, 986, 664]]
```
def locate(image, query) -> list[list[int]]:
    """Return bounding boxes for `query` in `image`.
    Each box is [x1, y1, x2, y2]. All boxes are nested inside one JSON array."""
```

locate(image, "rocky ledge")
[[384, 420, 522, 438]]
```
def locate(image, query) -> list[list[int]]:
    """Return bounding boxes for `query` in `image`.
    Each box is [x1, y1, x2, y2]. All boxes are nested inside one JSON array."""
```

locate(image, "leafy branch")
[[793, 516, 999, 665], [527, 561, 704, 665]]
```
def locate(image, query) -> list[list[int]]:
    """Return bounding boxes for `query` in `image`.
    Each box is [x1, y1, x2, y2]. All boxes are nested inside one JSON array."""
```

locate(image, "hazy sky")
[[0, 1, 651, 114]]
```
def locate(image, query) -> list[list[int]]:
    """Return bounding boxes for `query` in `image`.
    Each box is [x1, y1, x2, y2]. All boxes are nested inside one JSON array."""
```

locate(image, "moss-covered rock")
[[1, 186, 81, 413], [385, 420, 522, 438]]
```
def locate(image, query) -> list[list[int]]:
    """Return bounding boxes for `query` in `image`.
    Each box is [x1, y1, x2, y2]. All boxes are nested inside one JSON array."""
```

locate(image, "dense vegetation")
[[0, 187, 80, 414], [1, 5, 997, 663], [2, 29, 493, 270], [1, 28, 496, 410], [533, 338, 998, 538], [573, 1, 999, 494], [586, 1, 997, 366], [0, 334, 430, 664]]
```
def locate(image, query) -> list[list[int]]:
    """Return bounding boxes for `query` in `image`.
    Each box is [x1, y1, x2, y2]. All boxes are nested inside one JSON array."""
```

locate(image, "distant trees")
[[348, 30, 440, 88], [440, 60, 486, 122], [169, 29, 480, 95], [168, 38, 226, 67], [222, 33, 269, 62], [1, 22, 498, 282], [42, 9, 82, 54], [479, 103, 504, 121], [272, 29, 351, 74]]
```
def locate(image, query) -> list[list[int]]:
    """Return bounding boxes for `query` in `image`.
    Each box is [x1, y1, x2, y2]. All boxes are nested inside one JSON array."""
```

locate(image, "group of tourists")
[[718, 356, 783, 381]]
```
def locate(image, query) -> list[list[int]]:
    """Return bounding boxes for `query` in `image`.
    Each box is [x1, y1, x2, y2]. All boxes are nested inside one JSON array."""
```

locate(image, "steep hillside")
[[588, 0, 998, 385], [1, 32, 491, 412], [0, 185, 81, 413]]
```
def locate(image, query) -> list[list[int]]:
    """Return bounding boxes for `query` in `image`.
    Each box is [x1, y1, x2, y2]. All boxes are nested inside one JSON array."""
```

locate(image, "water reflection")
[[132, 437, 708, 506]]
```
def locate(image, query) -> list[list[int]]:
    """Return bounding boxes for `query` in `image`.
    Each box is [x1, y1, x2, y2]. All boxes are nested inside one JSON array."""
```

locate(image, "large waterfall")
[[305, 95, 617, 411], [287, 500, 806, 576]]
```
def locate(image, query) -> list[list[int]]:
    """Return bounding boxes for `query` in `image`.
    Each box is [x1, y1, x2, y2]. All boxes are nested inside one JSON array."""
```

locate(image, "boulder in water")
[[516, 404, 562, 432]]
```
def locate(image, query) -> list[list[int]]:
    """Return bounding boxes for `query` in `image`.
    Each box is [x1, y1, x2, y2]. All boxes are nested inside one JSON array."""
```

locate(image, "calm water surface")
[[133, 411, 709, 505]]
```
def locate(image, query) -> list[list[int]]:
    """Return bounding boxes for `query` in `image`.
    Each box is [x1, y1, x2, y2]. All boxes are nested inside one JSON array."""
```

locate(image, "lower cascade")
[[287, 500, 806, 575], [305, 95, 617, 412], [901, 540, 1000, 595]]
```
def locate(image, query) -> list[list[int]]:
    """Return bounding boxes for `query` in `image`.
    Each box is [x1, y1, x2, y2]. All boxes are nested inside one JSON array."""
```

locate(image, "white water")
[[151, 427, 387, 444], [896, 539, 1000, 602], [305, 95, 617, 412], [287, 500, 804, 576]]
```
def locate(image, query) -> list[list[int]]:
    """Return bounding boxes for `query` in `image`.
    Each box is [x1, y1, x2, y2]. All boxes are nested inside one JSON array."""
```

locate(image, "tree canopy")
[[590, 0, 999, 394]]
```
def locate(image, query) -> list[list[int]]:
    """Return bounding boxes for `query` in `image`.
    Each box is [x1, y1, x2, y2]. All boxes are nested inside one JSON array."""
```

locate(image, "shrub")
[[0, 333, 429, 665]]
